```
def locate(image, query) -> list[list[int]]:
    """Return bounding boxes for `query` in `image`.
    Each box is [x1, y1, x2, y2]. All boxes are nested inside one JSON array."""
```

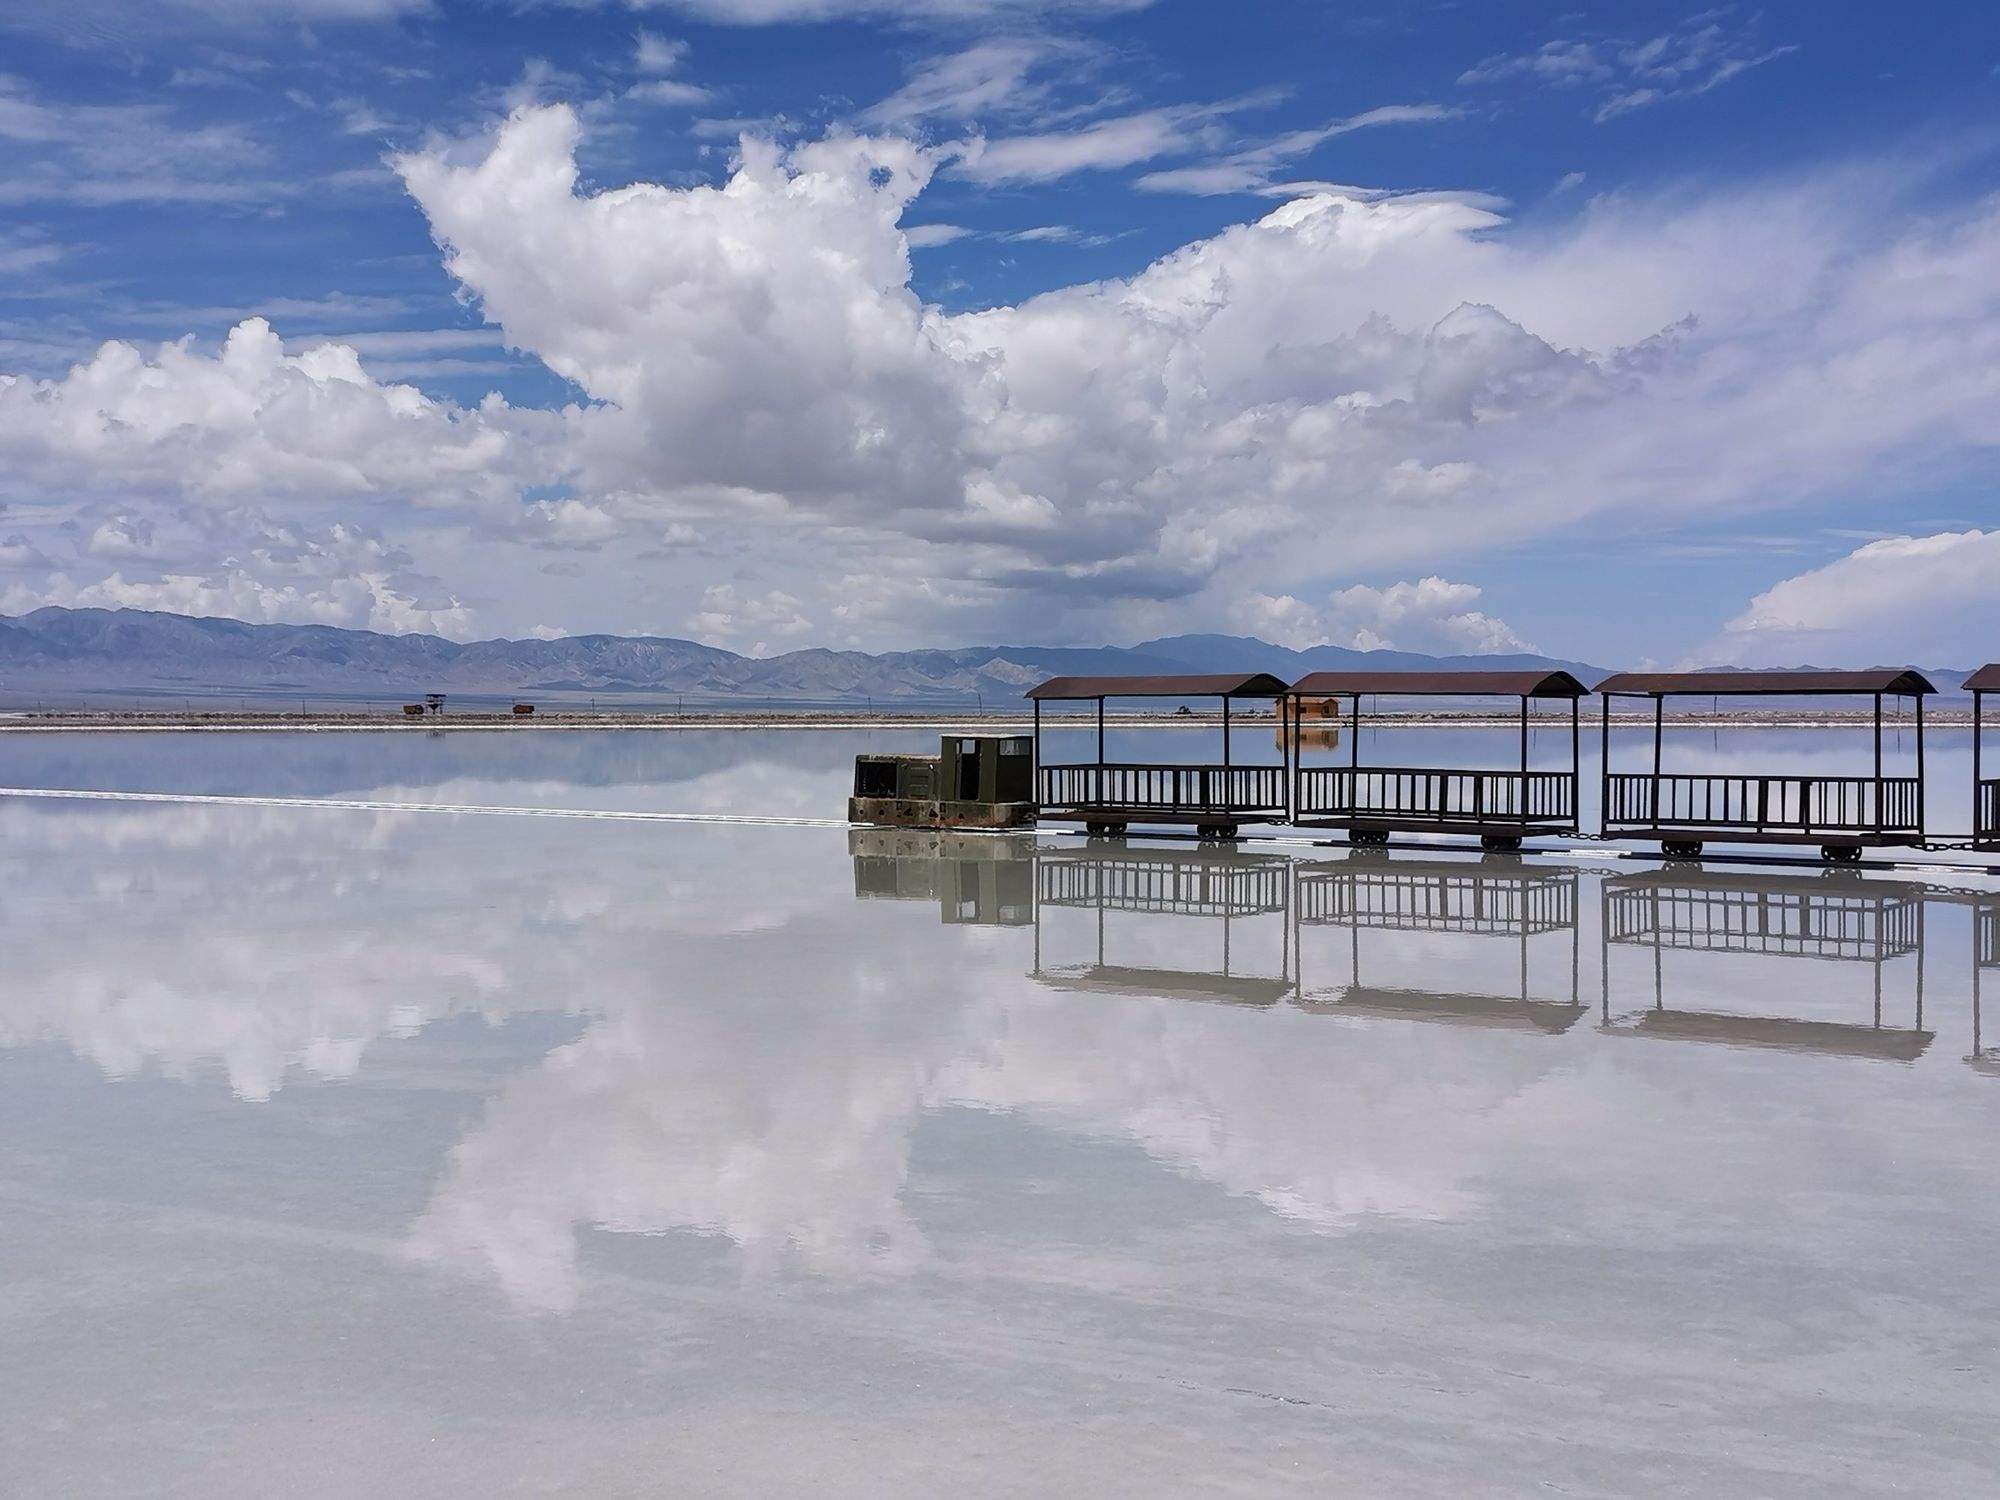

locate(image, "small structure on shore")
[[1025, 673, 1290, 838], [1596, 669, 1935, 861], [1287, 670, 1587, 851], [848, 734, 1035, 829]]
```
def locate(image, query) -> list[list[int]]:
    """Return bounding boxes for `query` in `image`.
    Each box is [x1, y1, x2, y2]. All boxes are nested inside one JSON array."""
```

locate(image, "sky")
[[0, 0, 1995, 667]]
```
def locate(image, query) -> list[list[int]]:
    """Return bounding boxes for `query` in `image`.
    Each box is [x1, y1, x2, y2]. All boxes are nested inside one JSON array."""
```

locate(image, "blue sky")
[[0, 0, 1996, 665]]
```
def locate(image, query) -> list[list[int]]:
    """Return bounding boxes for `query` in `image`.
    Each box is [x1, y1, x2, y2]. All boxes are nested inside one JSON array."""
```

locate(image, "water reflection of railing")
[[1600, 869, 1931, 1060], [1973, 899, 2000, 1075], [1032, 846, 1293, 1006], [1036, 845, 1288, 918], [1296, 857, 1576, 935], [1603, 871, 1920, 962], [846, 838, 2000, 1065], [1293, 856, 1583, 1032]]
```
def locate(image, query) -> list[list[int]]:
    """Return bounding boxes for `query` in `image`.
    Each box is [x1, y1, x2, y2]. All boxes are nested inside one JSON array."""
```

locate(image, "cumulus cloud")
[[4, 566, 479, 638], [396, 110, 966, 517], [687, 583, 814, 652], [6, 101, 2000, 654], [1236, 577, 1533, 655], [0, 317, 551, 514], [2, 510, 483, 636], [1701, 530, 2000, 668]]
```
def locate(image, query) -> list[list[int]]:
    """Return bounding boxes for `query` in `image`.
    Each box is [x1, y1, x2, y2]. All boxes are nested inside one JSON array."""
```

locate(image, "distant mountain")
[[0, 607, 1629, 705]]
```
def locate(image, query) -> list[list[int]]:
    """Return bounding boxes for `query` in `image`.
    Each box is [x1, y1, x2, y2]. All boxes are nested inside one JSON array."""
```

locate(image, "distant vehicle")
[[512, 702, 535, 716], [402, 703, 425, 717]]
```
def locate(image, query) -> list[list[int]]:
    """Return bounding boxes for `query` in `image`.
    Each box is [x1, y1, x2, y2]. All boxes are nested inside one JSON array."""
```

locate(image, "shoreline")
[[0, 708, 1960, 733]]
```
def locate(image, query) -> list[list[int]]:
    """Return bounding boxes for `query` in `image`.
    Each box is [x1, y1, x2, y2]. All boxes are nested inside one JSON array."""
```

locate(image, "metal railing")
[[1603, 774, 1921, 835], [1037, 762, 1287, 816], [1979, 778, 2000, 845], [1294, 767, 1575, 825]]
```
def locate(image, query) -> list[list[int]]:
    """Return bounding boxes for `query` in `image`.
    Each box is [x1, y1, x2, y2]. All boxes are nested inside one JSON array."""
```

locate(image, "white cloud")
[[1236, 577, 1533, 654], [625, 77, 714, 106], [1458, 39, 1612, 88], [395, 110, 966, 516], [633, 29, 688, 74], [613, 0, 1150, 22], [1702, 530, 2000, 668], [0, 533, 50, 569], [1135, 104, 1460, 197], [0, 229, 62, 275], [0, 317, 551, 514], [4, 567, 478, 639], [687, 584, 813, 652], [625, 29, 712, 105], [860, 36, 1079, 128], [1460, 18, 1798, 124], [0, 74, 289, 207], [904, 222, 974, 248], [0, 0, 429, 40], [956, 101, 1251, 184], [7, 102, 2000, 653]]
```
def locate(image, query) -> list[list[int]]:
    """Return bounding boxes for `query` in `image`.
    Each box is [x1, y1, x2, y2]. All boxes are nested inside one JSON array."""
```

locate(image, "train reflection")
[[1031, 844, 1294, 1005], [847, 836, 2000, 1062], [1599, 868, 1932, 1060], [1292, 855, 1584, 1031]]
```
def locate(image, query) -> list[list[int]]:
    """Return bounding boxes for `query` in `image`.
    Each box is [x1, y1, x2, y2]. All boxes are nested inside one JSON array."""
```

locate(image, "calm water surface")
[[2, 730, 1997, 1496], [0, 718, 1973, 829]]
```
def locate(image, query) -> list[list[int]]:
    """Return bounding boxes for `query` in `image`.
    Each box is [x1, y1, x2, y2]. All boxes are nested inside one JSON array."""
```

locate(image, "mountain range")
[[0, 607, 1615, 705]]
